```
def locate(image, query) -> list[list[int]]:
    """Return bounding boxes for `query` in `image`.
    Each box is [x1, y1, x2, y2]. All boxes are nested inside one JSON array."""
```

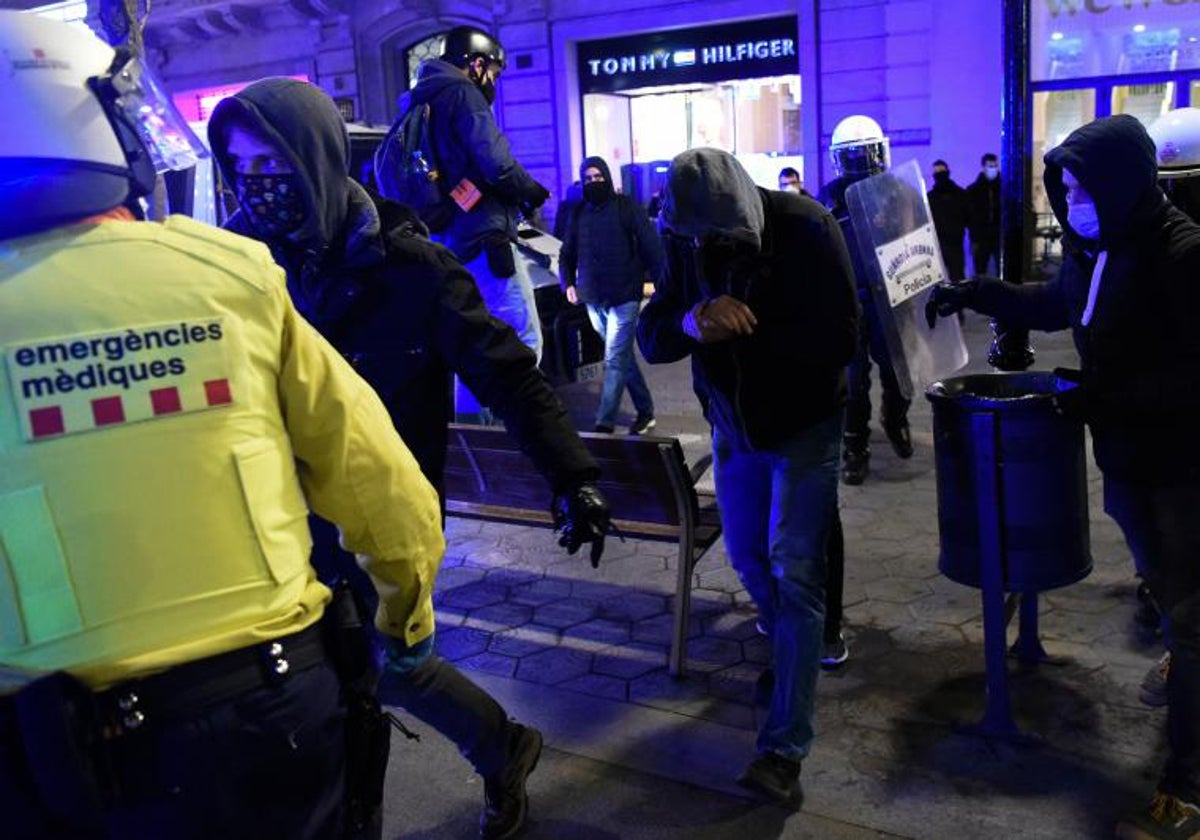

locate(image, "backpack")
[[374, 97, 455, 233]]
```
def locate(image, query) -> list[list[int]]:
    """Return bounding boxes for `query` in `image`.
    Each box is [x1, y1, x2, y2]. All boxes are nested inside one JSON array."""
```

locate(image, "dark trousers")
[[845, 298, 910, 448], [309, 517, 514, 781], [107, 664, 346, 840], [938, 237, 966, 283], [825, 511, 844, 642], [1105, 478, 1200, 801], [971, 236, 999, 277]]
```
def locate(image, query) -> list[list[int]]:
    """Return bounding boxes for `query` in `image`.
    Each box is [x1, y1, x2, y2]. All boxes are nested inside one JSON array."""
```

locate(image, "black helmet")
[[441, 25, 505, 70]]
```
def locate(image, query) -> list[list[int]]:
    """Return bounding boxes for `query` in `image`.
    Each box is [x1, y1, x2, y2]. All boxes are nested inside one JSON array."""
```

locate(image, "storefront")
[[1030, 0, 1200, 219], [575, 15, 803, 203]]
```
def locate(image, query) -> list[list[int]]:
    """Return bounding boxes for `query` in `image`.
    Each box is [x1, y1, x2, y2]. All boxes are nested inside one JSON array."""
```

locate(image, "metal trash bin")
[[927, 371, 1092, 592]]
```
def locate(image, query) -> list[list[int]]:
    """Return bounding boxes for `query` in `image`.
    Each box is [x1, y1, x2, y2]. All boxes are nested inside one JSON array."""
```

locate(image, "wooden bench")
[[443, 423, 723, 677]]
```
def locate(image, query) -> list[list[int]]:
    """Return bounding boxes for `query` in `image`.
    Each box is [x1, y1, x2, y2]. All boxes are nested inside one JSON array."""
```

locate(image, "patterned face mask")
[[235, 173, 306, 238]]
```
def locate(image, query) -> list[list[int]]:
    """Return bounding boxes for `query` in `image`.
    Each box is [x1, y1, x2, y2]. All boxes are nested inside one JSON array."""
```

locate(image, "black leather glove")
[[1051, 367, 1088, 420], [925, 279, 979, 329], [551, 482, 612, 568]]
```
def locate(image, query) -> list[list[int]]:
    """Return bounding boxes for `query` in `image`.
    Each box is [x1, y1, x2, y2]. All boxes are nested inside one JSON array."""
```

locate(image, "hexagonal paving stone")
[[483, 567, 543, 588], [557, 673, 629, 702], [569, 580, 629, 603], [462, 602, 534, 632], [865, 577, 934, 605], [742, 635, 770, 665], [509, 578, 573, 606], [434, 626, 491, 662], [455, 651, 518, 679], [440, 582, 508, 610], [516, 647, 593, 685], [708, 662, 762, 704], [631, 612, 702, 646], [628, 670, 711, 713], [563, 618, 631, 651], [488, 624, 559, 658], [703, 608, 762, 641], [681, 636, 744, 674], [695, 565, 745, 593], [591, 641, 666, 680], [907, 589, 982, 627], [597, 591, 668, 622], [436, 565, 487, 590], [533, 598, 598, 629]]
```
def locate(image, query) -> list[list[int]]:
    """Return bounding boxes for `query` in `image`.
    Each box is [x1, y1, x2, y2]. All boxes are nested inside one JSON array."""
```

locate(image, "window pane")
[[1032, 89, 1096, 220]]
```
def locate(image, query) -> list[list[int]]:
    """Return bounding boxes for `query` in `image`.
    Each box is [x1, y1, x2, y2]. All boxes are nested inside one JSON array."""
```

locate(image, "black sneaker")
[[821, 633, 849, 671], [736, 751, 802, 808], [1139, 652, 1170, 708], [629, 415, 656, 435], [1115, 791, 1200, 839], [842, 449, 869, 485], [592, 424, 615, 434], [480, 724, 544, 840], [883, 421, 914, 459]]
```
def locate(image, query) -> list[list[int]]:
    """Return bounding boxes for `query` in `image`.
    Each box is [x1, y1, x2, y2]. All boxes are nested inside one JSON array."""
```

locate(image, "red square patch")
[[204, 379, 232, 406], [92, 396, 125, 426], [150, 387, 182, 415], [30, 406, 64, 438]]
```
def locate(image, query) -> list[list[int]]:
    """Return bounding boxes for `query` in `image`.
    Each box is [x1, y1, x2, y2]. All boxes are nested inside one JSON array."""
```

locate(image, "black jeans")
[[845, 297, 910, 446], [1105, 478, 1200, 801], [105, 663, 347, 840]]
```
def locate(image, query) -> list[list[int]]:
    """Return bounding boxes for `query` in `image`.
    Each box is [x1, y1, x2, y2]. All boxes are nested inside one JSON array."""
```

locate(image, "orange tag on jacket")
[[450, 178, 482, 212]]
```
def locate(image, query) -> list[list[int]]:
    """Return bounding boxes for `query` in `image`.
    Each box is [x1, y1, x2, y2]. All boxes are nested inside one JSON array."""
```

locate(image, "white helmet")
[[1148, 107, 1200, 180], [829, 115, 890, 179], [0, 11, 206, 238]]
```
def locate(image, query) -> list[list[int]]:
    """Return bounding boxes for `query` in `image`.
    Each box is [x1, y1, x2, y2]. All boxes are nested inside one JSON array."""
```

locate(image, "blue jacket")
[[409, 59, 546, 262]]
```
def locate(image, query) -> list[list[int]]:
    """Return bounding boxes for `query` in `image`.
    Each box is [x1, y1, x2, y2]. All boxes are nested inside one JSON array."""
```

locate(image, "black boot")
[[842, 434, 870, 485], [883, 420, 913, 459]]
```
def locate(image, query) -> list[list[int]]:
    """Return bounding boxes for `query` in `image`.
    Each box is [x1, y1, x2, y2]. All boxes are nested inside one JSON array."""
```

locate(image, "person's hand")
[[524, 182, 551, 213], [925, 279, 980, 328], [683, 295, 757, 343], [551, 482, 612, 568], [565, 285, 579, 305], [1051, 367, 1088, 420]]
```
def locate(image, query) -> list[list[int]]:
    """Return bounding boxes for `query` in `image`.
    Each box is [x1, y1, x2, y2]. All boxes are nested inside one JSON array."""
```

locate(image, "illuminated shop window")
[[405, 33, 446, 90], [1032, 88, 1096, 221], [1192, 80, 1200, 107]]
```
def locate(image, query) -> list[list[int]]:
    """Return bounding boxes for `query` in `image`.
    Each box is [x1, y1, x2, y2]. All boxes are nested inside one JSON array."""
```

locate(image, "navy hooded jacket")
[[966, 114, 1200, 484]]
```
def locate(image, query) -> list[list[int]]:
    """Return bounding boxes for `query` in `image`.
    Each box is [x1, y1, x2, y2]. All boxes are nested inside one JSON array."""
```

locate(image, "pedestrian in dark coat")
[[926, 159, 969, 281]]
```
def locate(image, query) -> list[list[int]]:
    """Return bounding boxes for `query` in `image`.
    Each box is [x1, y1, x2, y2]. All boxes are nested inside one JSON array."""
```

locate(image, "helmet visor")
[[105, 56, 208, 173]]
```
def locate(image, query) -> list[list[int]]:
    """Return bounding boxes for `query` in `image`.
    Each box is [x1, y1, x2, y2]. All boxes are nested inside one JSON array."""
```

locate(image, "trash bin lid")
[[926, 371, 1074, 411]]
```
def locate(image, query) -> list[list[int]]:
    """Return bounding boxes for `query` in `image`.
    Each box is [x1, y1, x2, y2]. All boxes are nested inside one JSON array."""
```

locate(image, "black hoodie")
[[208, 79, 597, 497], [966, 114, 1200, 483], [639, 148, 860, 450]]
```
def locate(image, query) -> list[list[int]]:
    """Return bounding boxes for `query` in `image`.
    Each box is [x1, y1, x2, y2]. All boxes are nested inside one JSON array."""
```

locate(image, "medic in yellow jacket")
[[0, 211, 446, 689]]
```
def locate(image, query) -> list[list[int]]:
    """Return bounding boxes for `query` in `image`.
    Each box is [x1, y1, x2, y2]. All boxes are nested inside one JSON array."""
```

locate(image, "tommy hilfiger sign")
[[577, 16, 799, 94]]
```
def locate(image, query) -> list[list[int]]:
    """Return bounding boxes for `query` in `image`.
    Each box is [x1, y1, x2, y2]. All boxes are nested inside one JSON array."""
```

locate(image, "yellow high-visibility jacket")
[[0, 215, 445, 689]]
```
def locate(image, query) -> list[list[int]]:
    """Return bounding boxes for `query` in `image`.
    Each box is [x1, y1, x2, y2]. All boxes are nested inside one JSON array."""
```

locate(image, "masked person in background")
[[928, 114, 1200, 840], [926, 159, 969, 283], [209, 78, 611, 840], [0, 14, 445, 840], [639, 148, 859, 807], [778, 166, 810, 198], [966, 152, 1001, 276]]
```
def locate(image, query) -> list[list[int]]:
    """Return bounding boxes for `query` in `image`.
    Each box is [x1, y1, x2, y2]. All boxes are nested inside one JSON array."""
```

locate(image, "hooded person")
[[926, 159, 969, 282], [558, 155, 663, 434], [637, 148, 859, 806], [928, 114, 1200, 839], [208, 78, 613, 840]]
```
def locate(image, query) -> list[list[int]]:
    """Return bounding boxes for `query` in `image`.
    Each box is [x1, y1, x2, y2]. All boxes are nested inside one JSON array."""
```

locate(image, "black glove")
[[551, 482, 612, 568], [925, 279, 979, 329], [519, 183, 552, 219], [1051, 367, 1088, 420]]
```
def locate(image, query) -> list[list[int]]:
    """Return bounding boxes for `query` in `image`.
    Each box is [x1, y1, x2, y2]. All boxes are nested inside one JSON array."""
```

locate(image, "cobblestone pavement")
[[387, 312, 1168, 839]]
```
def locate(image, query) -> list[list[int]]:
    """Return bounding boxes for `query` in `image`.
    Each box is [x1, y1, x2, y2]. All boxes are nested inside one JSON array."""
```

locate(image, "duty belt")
[[94, 622, 328, 737]]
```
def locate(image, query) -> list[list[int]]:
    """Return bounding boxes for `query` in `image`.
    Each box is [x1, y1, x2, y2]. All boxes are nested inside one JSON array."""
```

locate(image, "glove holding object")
[[925, 278, 982, 328], [551, 482, 612, 568]]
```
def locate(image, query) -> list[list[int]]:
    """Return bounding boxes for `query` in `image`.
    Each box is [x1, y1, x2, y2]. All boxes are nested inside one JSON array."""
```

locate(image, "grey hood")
[[659, 148, 766, 249]]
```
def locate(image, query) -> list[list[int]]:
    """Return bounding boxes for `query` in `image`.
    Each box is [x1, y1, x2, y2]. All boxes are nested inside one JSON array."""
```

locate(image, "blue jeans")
[[1105, 477, 1200, 800], [455, 242, 542, 421], [586, 300, 653, 428], [713, 411, 843, 761]]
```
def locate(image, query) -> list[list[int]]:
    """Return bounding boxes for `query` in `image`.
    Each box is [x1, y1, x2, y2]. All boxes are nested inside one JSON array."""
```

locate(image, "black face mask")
[[583, 181, 610, 205], [235, 173, 306, 239], [693, 236, 757, 299], [471, 67, 497, 105], [933, 170, 950, 184]]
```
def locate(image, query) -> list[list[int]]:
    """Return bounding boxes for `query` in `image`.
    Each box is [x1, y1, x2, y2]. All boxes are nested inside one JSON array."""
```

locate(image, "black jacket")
[[208, 79, 598, 498], [965, 172, 1000, 241], [927, 176, 969, 254], [966, 114, 1200, 484], [639, 149, 860, 450], [409, 59, 546, 262], [559, 156, 663, 307]]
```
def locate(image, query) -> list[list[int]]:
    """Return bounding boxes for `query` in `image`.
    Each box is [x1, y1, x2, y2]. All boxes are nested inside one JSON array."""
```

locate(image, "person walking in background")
[[559, 156, 664, 435], [928, 114, 1200, 840], [966, 152, 1001, 276], [639, 148, 859, 807], [927, 159, 969, 282], [209, 78, 613, 840], [778, 166, 810, 197], [0, 14, 444, 839]]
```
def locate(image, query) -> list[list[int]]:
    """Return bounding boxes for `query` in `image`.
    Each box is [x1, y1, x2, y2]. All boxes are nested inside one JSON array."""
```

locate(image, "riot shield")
[[844, 160, 968, 399]]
